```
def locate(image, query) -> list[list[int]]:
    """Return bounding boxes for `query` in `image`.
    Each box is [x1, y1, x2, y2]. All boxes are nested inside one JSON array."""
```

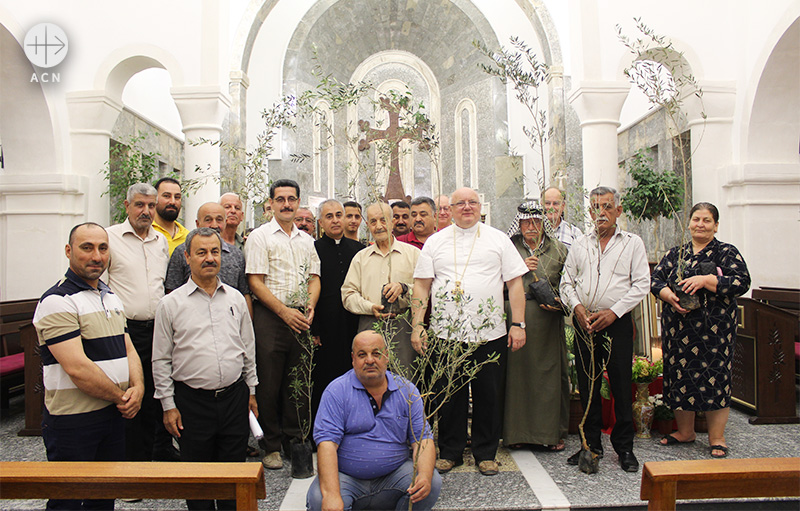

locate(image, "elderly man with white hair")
[[220, 192, 246, 250]]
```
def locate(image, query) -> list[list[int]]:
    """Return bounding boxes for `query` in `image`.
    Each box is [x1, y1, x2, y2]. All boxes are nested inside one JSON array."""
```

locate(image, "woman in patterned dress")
[[650, 202, 750, 458]]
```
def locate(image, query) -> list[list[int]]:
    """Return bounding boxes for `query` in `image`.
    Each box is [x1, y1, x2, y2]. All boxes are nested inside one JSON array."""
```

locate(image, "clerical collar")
[[454, 222, 480, 234], [334, 238, 341, 245]]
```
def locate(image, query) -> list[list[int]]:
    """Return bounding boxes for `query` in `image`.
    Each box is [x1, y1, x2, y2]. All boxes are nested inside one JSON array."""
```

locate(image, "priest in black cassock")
[[310, 199, 365, 414]]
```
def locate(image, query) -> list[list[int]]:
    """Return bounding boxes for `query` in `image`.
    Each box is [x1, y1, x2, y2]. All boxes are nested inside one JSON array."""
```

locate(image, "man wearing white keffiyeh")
[[503, 199, 570, 452]]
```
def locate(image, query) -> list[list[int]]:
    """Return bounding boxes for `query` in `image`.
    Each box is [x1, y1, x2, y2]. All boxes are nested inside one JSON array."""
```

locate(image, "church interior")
[[1, 0, 798, 509]]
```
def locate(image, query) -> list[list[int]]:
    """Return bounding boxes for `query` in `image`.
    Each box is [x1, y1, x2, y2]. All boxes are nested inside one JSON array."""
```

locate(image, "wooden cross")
[[358, 96, 430, 201]]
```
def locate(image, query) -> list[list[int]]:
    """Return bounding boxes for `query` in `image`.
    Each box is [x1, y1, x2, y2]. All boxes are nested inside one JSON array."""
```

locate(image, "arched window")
[[455, 98, 478, 189], [312, 100, 334, 197]]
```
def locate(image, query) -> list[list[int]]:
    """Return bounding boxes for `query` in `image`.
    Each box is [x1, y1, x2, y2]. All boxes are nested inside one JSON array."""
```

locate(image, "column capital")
[[567, 81, 631, 127], [229, 70, 250, 90], [684, 81, 736, 127], [65, 91, 123, 135], [171, 86, 232, 134]]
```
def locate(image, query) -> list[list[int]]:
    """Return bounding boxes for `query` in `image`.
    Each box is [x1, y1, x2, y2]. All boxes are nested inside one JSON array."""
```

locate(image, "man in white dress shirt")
[[105, 182, 172, 462], [245, 179, 321, 469], [559, 186, 650, 473], [154, 227, 257, 510], [411, 187, 528, 476]]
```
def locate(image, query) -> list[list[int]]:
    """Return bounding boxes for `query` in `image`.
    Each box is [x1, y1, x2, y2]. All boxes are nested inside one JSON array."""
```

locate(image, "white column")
[[684, 82, 736, 209], [568, 82, 630, 192], [172, 86, 232, 219], [65, 91, 124, 226]]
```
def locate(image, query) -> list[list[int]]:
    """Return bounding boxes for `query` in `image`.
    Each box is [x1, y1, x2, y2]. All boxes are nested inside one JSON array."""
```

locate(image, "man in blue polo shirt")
[[307, 330, 441, 511]]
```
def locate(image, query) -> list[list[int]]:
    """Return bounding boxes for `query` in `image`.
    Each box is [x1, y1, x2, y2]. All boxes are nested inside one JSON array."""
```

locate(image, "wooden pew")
[[0, 461, 266, 510], [640, 457, 800, 510]]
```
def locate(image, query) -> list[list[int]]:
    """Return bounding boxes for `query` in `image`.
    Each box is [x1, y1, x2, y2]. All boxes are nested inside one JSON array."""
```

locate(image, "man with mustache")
[[391, 201, 411, 237], [559, 186, 650, 473], [106, 183, 171, 464], [397, 196, 437, 249], [294, 207, 317, 238], [220, 192, 246, 251], [245, 179, 321, 470], [342, 202, 420, 372], [152, 177, 189, 256], [33, 222, 144, 510], [153, 227, 258, 510], [165, 202, 252, 317]]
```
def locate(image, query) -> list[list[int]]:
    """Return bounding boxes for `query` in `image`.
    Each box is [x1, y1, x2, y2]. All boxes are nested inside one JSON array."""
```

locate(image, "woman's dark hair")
[[689, 202, 719, 223]]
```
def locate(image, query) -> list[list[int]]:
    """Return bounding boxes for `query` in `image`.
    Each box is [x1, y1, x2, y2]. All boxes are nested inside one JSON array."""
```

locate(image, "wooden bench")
[[0, 299, 37, 409], [640, 457, 800, 510], [0, 461, 267, 510]]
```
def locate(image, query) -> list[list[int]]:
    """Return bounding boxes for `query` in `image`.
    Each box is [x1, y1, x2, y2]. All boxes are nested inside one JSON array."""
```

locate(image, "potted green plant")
[[621, 149, 683, 262]]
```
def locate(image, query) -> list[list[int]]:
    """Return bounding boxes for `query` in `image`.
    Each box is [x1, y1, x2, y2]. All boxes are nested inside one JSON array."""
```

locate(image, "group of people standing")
[[32, 174, 750, 511]]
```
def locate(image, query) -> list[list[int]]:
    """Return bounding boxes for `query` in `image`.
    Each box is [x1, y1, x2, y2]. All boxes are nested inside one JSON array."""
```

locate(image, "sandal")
[[660, 434, 696, 446], [709, 445, 729, 458], [547, 440, 566, 452]]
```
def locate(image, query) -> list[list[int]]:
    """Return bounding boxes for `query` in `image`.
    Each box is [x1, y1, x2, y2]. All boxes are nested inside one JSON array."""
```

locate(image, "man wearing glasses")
[[411, 187, 528, 476], [543, 186, 584, 249], [245, 179, 321, 470]]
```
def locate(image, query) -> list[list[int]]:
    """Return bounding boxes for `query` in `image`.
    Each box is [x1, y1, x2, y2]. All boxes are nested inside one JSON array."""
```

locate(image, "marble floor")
[[1, 391, 799, 511]]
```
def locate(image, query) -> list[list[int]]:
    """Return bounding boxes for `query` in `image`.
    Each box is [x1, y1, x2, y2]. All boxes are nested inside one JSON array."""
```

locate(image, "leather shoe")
[[435, 458, 461, 473], [567, 447, 603, 466], [262, 451, 283, 470], [619, 451, 639, 472], [477, 460, 499, 476]]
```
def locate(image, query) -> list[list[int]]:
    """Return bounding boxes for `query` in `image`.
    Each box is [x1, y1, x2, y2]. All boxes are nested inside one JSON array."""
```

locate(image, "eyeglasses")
[[591, 203, 616, 211], [273, 196, 299, 204], [451, 200, 480, 209]]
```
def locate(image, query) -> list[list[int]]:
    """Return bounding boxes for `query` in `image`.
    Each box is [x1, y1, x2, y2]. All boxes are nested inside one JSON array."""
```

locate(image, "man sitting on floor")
[[307, 330, 441, 511]]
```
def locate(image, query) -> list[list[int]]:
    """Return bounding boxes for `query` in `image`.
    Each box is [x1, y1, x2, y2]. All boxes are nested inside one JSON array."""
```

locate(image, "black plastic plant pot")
[[670, 281, 701, 311], [291, 440, 314, 479]]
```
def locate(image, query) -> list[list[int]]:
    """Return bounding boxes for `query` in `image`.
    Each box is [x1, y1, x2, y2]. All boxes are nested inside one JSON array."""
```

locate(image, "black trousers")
[[573, 312, 635, 454], [174, 378, 249, 510], [252, 301, 303, 453], [125, 319, 174, 461], [437, 336, 508, 463], [42, 414, 125, 510]]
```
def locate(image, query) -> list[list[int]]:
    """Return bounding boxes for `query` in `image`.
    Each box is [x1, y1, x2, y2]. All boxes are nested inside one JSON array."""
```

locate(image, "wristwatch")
[[511, 322, 526, 329]]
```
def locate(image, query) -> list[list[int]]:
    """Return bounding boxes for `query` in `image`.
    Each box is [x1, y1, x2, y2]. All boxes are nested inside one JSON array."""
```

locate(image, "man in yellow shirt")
[[151, 177, 189, 255]]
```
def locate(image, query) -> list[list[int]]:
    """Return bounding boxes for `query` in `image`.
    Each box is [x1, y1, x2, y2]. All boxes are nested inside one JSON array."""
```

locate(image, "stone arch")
[[743, 13, 800, 162], [94, 45, 185, 103], [232, 0, 563, 76], [344, 52, 441, 200]]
